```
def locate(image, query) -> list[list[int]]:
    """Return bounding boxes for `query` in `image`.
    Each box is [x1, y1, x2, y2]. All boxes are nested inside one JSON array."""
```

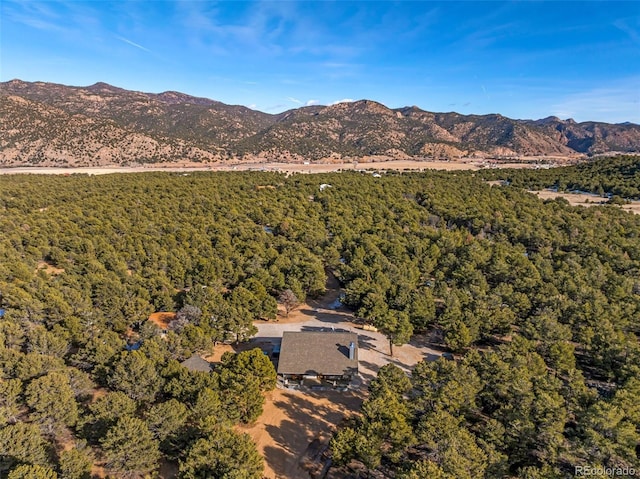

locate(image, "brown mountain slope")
[[1, 79, 639, 166], [527, 116, 640, 155], [0, 95, 220, 166], [1, 79, 275, 152]]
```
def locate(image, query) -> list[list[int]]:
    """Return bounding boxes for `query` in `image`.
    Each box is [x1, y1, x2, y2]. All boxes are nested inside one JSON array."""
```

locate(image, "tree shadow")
[[300, 325, 350, 333], [261, 390, 363, 479], [356, 333, 378, 351], [233, 336, 281, 354], [357, 359, 382, 383], [298, 308, 355, 325]]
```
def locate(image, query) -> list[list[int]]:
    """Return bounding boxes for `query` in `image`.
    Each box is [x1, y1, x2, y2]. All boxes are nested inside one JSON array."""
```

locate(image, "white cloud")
[[305, 99, 319, 106], [115, 35, 152, 53], [287, 97, 302, 104], [330, 98, 355, 105], [551, 77, 640, 123]]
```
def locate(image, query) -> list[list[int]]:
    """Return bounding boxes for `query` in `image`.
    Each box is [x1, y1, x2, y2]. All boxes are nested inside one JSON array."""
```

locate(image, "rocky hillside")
[[1, 79, 639, 166]]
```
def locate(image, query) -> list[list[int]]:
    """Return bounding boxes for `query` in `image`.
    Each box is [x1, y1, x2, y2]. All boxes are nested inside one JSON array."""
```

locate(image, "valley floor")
[[0, 158, 564, 175]]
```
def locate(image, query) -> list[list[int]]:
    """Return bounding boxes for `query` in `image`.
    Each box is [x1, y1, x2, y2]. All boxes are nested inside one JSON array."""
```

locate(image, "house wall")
[[278, 372, 354, 390]]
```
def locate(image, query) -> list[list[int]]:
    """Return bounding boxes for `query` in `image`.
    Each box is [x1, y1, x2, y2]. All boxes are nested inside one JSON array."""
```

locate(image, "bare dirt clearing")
[[35, 260, 65, 275], [147, 311, 175, 329], [234, 272, 443, 479], [239, 389, 362, 479], [0, 158, 557, 176], [531, 190, 640, 214]]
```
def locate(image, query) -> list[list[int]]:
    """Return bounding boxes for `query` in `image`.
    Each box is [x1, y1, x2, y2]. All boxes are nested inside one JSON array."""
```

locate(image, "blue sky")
[[1, 1, 639, 123]]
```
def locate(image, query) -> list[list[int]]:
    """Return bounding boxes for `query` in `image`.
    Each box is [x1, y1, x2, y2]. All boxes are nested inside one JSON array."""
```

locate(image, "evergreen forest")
[[0, 158, 639, 478]]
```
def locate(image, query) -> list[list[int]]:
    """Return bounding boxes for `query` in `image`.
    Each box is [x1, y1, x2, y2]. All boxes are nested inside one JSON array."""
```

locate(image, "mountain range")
[[1, 79, 639, 167]]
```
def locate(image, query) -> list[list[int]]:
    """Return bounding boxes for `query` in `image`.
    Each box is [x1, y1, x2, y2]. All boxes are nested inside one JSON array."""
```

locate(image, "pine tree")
[[100, 417, 160, 477], [179, 427, 263, 479]]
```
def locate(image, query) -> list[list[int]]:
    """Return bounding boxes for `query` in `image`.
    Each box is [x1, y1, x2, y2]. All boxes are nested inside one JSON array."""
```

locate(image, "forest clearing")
[[530, 189, 640, 214], [212, 272, 442, 479]]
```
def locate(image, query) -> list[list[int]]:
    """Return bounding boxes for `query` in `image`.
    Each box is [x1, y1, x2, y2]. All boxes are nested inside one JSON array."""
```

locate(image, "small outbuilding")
[[180, 354, 213, 373], [277, 331, 358, 390]]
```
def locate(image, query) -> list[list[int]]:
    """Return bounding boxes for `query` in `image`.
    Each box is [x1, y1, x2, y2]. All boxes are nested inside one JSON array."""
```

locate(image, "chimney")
[[349, 341, 355, 360]]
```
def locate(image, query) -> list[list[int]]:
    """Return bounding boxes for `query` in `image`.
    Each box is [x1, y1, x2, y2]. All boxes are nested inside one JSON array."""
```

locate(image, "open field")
[[0, 158, 565, 175], [531, 189, 640, 214]]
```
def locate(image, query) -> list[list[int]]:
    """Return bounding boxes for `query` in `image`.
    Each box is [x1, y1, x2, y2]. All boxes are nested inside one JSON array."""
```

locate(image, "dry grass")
[[531, 190, 640, 214], [203, 343, 236, 363], [0, 158, 562, 176]]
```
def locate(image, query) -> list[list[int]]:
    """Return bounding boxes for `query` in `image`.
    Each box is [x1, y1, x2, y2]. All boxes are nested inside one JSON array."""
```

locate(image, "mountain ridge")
[[2, 79, 639, 166]]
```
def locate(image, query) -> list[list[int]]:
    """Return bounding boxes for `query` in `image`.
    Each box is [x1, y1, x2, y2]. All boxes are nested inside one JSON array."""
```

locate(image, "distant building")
[[180, 354, 213, 373], [277, 331, 358, 390]]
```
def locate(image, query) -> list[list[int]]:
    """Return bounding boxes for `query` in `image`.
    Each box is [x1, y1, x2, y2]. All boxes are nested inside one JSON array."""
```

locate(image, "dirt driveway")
[[239, 274, 444, 479]]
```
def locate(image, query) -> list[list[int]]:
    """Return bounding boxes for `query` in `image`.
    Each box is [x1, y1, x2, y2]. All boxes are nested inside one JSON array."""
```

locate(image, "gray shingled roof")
[[277, 331, 358, 376], [180, 354, 212, 372]]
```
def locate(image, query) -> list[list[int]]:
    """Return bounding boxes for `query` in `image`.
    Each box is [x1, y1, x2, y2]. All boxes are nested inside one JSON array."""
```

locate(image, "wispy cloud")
[[305, 99, 319, 106], [331, 98, 355, 105], [174, 0, 293, 57], [551, 77, 640, 123], [613, 19, 640, 45], [115, 35, 151, 53], [287, 97, 302, 104], [3, 1, 71, 34]]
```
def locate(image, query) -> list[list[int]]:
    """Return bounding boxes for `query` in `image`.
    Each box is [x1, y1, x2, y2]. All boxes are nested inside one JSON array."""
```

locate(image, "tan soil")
[[238, 389, 363, 479], [531, 190, 640, 214], [0, 158, 563, 176], [35, 260, 64, 275], [203, 343, 236, 363], [148, 312, 175, 329]]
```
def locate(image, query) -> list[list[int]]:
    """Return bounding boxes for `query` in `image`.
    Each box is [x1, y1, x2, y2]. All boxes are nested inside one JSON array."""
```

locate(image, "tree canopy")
[[0, 161, 638, 476]]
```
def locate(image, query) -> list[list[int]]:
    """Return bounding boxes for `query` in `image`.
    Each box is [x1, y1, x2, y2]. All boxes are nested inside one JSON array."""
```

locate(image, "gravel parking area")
[[250, 302, 443, 390], [238, 277, 445, 478]]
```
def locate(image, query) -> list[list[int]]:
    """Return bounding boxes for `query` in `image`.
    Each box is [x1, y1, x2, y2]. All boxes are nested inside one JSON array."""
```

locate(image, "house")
[[180, 354, 213, 372], [276, 331, 358, 390]]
